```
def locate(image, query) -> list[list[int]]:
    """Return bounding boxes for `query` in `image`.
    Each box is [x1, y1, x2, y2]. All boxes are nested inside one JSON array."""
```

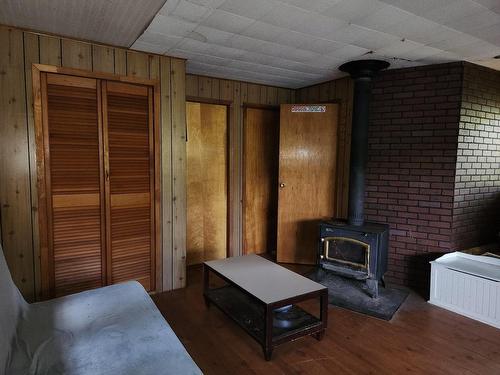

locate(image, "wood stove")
[[317, 59, 390, 298], [319, 220, 388, 297]]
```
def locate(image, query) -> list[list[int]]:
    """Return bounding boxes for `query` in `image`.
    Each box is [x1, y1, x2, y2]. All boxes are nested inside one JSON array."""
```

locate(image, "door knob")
[[280, 183, 286, 188]]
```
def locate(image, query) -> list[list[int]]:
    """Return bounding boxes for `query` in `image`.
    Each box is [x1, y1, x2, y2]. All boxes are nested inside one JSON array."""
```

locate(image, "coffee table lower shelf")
[[204, 285, 324, 359]]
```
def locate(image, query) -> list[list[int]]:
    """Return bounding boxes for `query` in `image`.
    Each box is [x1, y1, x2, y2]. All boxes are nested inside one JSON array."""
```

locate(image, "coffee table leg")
[[203, 264, 210, 308], [263, 305, 273, 361], [314, 290, 328, 341]]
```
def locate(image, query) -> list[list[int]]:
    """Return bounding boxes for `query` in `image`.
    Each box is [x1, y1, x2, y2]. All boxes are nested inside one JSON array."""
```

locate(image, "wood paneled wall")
[[0, 25, 187, 300], [295, 78, 353, 219], [186, 74, 295, 257]]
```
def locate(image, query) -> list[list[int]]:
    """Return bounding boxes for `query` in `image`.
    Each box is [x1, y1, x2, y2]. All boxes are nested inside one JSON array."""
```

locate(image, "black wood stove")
[[318, 60, 390, 298]]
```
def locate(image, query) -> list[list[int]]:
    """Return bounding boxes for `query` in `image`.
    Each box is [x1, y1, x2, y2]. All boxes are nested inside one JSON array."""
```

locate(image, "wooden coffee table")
[[203, 254, 328, 360]]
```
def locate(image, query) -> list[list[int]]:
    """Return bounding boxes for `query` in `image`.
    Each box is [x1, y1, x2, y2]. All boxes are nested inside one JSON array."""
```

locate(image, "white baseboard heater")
[[429, 251, 500, 329]]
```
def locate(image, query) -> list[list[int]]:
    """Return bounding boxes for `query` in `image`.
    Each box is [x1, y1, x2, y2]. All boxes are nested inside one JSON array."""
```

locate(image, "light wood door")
[[186, 102, 228, 265], [277, 104, 339, 264], [102, 81, 155, 291], [243, 107, 279, 255], [41, 73, 106, 297]]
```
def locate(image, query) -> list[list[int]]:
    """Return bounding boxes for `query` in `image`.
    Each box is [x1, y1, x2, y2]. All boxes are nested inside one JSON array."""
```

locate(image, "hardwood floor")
[[153, 265, 500, 375]]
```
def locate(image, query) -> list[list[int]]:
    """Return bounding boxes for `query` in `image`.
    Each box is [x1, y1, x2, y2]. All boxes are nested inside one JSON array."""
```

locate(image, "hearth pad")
[[307, 268, 408, 320]]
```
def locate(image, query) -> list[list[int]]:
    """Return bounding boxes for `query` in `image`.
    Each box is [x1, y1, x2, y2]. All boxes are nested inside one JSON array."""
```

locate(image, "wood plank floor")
[[153, 265, 500, 375]]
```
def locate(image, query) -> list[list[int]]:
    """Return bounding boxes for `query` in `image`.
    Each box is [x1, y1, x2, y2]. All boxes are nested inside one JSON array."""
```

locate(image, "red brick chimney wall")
[[365, 62, 463, 290]]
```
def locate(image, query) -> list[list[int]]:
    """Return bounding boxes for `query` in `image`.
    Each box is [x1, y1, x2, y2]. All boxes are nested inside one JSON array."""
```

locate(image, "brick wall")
[[365, 62, 463, 290], [296, 61, 500, 292], [452, 63, 500, 250]]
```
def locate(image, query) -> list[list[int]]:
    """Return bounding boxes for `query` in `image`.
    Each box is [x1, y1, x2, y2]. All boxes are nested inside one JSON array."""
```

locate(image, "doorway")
[[186, 101, 228, 265], [242, 106, 280, 257]]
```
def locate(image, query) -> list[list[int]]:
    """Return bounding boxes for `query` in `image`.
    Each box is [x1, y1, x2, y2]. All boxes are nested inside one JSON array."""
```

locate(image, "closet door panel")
[[103, 81, 154, 291], [44, 73, 105, 297]]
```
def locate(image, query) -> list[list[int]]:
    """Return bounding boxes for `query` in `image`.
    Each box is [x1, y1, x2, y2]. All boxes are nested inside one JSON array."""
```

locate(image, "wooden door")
[[243, 107, 279, 255], [277, 104, 339, 264], [186, 102, 228, 265], [40, 73, 106, 297], [102, 81, 155, 291]]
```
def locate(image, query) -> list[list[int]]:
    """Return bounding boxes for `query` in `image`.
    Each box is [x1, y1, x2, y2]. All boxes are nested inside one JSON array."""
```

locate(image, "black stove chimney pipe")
[[339, 60, 390, 226]]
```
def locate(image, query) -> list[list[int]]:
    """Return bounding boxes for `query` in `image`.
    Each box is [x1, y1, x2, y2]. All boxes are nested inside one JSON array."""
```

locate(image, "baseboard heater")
[[429, 251, 500, 329]]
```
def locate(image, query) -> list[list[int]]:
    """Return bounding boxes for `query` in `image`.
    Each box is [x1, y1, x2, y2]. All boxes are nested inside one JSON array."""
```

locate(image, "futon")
[[0, 245, 202, 375]]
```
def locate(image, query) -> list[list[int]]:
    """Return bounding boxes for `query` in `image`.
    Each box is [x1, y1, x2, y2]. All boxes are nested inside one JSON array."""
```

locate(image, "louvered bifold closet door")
[[42, 73, 106, 297], [102, 81, 155, 291]]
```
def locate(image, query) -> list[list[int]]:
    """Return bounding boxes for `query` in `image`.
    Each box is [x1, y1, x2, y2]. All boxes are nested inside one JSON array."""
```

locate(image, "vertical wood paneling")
[[39, 35, 62, 66], [61, 39, 92, 70], [266, 86, 278, 105], [247, 83, 260, 104], [114, 48, 127, 75], [148, 54, 161, 291], [231, 81, 242, 257], [220, 80, 233, 101], [171, 58, 187, 289], [211, 78, 220, 100], [2, 26, 187, 297], [185, 74, 199, 97], [0, 26, 34, 299], [23, 32, 41, 299], [92, 45, 115, 73], [127, 51, 149, 78], [160, 56, 173, 291], [278, 88, 291, 104], [198, 76, 212, 99]]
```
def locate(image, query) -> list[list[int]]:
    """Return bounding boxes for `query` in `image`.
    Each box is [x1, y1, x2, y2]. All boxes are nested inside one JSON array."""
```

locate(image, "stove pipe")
[[339, 60, 390, 226]]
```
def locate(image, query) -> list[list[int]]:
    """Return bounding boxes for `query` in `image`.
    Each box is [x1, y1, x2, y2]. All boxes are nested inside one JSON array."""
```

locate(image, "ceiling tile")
[[225, 34, 264, 52], [149, 14, 198, 38], [421, 0, 485, 25], [219, 0, 276, 20], [131, 40, 168, 55], [290, 14, 349, 38], [380, 16, 444, 44], [201, 9, 256, 33], [260, 2, 311, 29], [278, 0, 343, 13], [189, 25, 234, 44], [355, 5, 412, 32], [180, 0, 226, 8], [378, 0, 456, 17], [297, 38, 346, 55], [138, 31, 183, 50], [166, 0, 214, 23], [325, 44, 372, 60], [241, 21, 287, 43], [323, 0, 386, 22], [351, 28, 401, 51]]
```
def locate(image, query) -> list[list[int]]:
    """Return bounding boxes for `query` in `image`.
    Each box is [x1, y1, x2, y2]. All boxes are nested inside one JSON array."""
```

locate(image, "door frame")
[[186, 99, 231, 264], [241, 104, 280, 256], [32, 64, 161, 299]]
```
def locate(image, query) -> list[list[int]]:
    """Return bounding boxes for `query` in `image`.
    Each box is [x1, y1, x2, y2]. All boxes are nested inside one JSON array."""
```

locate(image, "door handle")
[[280, 183, 286, 188]]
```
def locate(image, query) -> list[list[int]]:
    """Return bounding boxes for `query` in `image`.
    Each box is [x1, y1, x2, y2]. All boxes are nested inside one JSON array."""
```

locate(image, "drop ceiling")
[[1, 0, 499, 88]]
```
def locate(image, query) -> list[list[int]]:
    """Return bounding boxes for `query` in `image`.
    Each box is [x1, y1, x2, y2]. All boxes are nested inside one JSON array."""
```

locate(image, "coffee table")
[[203, 254, 328, 360]]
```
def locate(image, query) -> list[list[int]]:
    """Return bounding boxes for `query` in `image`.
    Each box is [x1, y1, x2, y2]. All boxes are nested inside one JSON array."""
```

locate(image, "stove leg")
[[314, 329, 325, 341], [381, 275, 386, 289], [366, 278, 379, 298], [263, 347, 273, 361]]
